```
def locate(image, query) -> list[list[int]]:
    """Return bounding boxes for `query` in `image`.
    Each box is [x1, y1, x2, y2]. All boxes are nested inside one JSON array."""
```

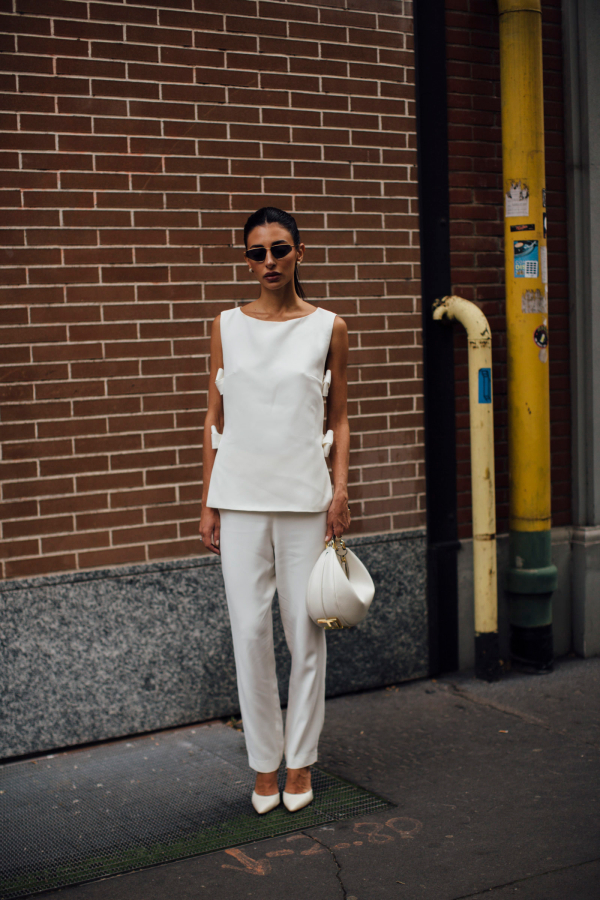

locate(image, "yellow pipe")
[[498, 0, 550, 533], [433, 297, 498, 644], [498, 0, 557, 670]]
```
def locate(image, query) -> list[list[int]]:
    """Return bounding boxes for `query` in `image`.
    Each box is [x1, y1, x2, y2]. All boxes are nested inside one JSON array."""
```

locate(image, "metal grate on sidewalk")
[[0, 721, 392, 899]]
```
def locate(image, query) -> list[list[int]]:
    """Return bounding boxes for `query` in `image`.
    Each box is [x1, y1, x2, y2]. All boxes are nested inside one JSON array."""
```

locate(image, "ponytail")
[[294, 264, 306, 301]]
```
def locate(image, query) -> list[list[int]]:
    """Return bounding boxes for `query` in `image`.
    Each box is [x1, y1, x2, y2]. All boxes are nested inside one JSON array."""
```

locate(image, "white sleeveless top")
[[206, 305, 336, 512]]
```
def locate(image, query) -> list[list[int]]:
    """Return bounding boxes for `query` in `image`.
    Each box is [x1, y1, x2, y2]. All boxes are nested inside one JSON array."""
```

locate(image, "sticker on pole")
[[521, 289, 547, 313], [514, 240, 539, 278], [505, 181, 529, 217], [534, 323, 549, 363], [533, 324, 548, 348], [478, 368, 492, 403], [541, 245, 548, 284]]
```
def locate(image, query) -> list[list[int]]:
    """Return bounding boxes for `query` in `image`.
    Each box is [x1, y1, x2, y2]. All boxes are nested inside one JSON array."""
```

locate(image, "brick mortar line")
[[2, 262, 421, 269], [3, 396, 422, 406], [0, 470, 425, 482], [0, 281, 420, 288], [5, 85, 412, 100], [4, 509, 424, 539], [2, 503, 424, 528], [2, 495, 426, 529], [3, 146, 416, 158], [2, 428, 424, 440], [8, 36, 410, 52], [0, 488, 424, 511], [1, 437, 426, 454], [1, 427, 425, 441], [0, 392, 424, 402], [2, 236, 422, 239], [0, 484, 425, 512]]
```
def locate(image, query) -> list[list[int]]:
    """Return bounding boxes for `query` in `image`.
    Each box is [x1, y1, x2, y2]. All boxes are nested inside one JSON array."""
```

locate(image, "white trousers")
[[219, 509, 328, 773]]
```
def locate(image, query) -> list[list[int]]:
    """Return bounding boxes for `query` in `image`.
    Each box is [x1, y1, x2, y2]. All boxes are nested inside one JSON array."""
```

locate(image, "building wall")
[[445, 0, 571, 539], [0, 0, 423, 581]]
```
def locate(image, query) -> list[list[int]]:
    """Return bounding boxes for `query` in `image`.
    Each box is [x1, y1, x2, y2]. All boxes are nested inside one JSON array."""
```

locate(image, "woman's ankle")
[[254, 769, 279, 795], [284, 766, 312, 794]]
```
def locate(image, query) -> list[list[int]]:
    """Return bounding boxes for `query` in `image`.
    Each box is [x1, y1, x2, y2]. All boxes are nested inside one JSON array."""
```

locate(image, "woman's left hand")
[[325, 492, 351, 542]]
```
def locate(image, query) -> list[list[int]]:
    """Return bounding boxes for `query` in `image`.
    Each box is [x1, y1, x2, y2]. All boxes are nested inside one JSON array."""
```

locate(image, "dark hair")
[[243, 206, 306, 301]]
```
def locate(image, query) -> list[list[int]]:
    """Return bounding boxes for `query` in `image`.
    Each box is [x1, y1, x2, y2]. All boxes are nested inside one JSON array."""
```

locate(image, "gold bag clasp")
[[316, 617, 344, 630]]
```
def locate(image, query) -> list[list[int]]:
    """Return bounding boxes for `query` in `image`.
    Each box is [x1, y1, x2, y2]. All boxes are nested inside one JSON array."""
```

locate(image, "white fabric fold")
[[322, 368, 331, 396], [211, 424, 222, 449], [215, 367, 224, 395], [322, 429, 334, 457]]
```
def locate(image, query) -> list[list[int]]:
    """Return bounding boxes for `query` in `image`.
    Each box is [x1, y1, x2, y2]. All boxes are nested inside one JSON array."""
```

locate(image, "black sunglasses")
[[245, 243, 294, 263]]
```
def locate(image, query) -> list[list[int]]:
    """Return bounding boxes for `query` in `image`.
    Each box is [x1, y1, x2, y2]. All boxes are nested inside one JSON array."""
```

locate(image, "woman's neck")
[[254, 283, 307, 316]]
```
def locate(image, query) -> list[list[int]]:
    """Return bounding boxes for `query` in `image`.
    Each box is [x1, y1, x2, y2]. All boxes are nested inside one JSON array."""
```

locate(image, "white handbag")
[[306, 538, 375, 630]]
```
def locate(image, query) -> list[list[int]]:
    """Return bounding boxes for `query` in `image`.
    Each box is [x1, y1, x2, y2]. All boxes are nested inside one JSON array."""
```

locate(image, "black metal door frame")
[[413, 0, 460, 675]]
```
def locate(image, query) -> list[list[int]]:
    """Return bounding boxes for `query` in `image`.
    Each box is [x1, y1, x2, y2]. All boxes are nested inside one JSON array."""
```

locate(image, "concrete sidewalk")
[[25, 656, 600, 899]]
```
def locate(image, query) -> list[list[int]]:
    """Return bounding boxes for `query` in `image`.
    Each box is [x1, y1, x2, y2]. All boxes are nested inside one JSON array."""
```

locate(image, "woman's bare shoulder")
[[209, 314, 222, 352], [330, 314, 348, 344], [331, 313, 348, 333]]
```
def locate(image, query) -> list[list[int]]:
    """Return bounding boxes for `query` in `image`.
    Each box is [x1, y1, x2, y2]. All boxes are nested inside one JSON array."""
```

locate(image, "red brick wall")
[[0, 0, 424, 580], [445, 0, 571, 538]]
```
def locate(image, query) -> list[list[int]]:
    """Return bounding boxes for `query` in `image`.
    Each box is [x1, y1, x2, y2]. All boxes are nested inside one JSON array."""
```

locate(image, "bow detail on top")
[[215, 367, 224, 395], [322, 369, 331, 396], [322, 429, 334, 457]]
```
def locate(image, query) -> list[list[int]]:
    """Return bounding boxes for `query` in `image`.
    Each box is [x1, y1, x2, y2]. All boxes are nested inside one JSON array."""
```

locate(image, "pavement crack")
[[448, 683, 549, 727], [448, 856, 600, 899], [303, 831, 347, 898], [448, 683, 600, 749]]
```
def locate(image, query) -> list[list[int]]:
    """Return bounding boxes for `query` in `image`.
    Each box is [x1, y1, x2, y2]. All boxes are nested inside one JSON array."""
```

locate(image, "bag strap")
[[327, 537, 349, 578]]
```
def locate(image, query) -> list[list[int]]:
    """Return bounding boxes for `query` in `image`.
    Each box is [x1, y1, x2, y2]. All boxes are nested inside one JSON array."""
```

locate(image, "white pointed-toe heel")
[[282, 789, 314, 812], [251, 791, 281, 814]]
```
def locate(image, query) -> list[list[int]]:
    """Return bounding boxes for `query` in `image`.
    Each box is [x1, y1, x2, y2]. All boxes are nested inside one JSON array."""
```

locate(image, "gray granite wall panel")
[[0, 530, 427, 760]]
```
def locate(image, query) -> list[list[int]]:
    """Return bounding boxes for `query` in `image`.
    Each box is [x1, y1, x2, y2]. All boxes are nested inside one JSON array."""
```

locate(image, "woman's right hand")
[[199, 506, 221, 555]]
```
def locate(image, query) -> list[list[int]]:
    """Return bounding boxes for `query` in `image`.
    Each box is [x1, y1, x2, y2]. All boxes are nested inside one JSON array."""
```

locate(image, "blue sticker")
[[478, 368, 492, 403], [514, 240, 539, 278]]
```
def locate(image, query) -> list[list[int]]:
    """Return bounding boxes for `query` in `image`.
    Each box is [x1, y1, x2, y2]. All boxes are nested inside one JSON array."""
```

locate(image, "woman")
[[199, 207, 350, 814]]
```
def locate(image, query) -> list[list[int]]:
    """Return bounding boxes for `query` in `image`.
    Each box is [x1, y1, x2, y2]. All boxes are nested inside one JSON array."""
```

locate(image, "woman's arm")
[[324, 315, 351, 541], [199, 315, 224, 554]]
